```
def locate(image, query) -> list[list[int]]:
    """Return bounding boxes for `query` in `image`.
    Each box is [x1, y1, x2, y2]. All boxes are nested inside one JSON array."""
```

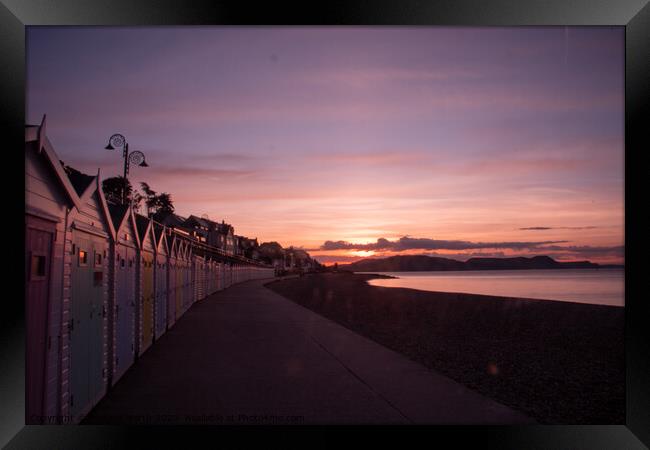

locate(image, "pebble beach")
[[266, 272, 624, 424]]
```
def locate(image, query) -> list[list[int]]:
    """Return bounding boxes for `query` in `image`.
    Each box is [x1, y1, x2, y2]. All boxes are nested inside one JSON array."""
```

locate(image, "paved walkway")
[[84, 279, 532, 425]]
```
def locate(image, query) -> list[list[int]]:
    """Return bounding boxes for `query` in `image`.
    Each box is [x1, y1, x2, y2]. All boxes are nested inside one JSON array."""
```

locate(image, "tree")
[[60, 161, 84, 179], [139, 182, 174, 219], [258, 241, 285, 265], [140, 182, 158, 216], [102, 176, 142, 212], [155, 192, 174, 217], [131, 191, 144, 214]]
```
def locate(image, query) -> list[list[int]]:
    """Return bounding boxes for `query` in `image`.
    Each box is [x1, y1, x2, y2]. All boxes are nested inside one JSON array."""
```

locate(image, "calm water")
[[363, 269, 624, 306]]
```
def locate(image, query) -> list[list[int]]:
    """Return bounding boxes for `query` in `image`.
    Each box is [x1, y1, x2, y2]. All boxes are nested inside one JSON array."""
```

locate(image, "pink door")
[[25, 216, 55, 423]]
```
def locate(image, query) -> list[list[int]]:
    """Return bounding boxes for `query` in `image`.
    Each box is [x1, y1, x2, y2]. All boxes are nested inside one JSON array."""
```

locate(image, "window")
[[129, 259, 133, 268], [95, 252, 102, 267], [78, 249, 88, 266], [30, 254, 47, 280], [121, 257, 125, 268]]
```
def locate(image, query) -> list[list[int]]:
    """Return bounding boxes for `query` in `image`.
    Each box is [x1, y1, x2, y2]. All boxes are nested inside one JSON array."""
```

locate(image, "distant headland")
[[338, 255, 624, 272]]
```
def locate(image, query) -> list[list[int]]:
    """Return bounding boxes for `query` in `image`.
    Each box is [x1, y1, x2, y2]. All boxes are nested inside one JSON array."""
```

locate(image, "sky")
[[26, 26, 624, 265]]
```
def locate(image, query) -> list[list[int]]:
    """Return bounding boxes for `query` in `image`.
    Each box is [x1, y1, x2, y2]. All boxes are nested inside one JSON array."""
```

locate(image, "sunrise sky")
[[26, 27, 624, 265]]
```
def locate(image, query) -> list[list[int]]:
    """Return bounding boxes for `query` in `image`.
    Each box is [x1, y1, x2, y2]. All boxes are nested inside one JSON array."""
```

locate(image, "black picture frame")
[[3, 1, 648, 448]]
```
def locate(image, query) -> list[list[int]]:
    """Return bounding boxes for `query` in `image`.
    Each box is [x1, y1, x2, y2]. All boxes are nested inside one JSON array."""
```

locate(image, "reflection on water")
[[363, 269, 624, 306]]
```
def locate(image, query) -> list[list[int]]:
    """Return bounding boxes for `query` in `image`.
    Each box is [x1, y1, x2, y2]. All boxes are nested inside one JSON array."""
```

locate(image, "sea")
[[362, 268, 624, 307]]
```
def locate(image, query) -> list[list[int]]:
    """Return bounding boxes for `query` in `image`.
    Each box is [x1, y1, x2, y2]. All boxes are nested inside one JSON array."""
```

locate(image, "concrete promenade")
[[84, 278, 532, 425]]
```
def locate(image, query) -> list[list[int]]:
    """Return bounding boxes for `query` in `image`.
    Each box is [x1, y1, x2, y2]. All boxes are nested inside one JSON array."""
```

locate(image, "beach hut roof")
[[66, 169, 95, 197], [107, 203, 130, 230], [106, 203, 140, 247], [25, 115, 82, 211], [152, 221, 167, 246], [134, 214, 153, 245], [66, 169, 116, 241]]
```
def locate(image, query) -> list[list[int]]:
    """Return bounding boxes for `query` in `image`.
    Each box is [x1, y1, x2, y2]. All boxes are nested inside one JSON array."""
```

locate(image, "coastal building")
[[179, 237, 193, 315], [242, 237, 260, 260], [165, 228, 179, 327], [65, 165, 115, 421], [25, 116, 82, 423], [159, 213, 187, 232], [152, 221, 169, 339], [215, 220, 236, 255], [179, 215, 237, 256], [171, 234, 185, 321], [135, 214, 156, 355], [182, 215, 211, 244], [24, 116, 278, 424], [284, 247, 314, 272], [107, 203, 139, 387]]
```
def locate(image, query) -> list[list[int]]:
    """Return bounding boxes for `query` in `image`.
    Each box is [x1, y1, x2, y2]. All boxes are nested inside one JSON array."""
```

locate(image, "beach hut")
[[107, 204, 139, 386], [165, 230, 177, 328], [66, 168, 114, 420], [25, 117, 82, 423], [215, 260, 221, 291], [222, 261, 228, 289], [182, 241, 193, 310], [135, 214, 155, 355], [203, 257, 211, 297], [173, 237, 185, 320], [206, 257, 217, 296], [217, 261, 223, 289], [212, 258, 218, 294], [176, 238, 185, 315], [193, 253, 205, 301], [152, 222, 169, 339]]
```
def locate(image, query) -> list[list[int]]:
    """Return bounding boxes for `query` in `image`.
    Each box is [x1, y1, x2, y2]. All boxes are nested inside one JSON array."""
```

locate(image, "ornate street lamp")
[[105, 133, 149, 204]]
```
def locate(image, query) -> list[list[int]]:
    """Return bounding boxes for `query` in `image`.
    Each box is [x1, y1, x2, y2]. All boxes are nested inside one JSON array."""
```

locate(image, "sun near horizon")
[[26, 26, 624, 266]]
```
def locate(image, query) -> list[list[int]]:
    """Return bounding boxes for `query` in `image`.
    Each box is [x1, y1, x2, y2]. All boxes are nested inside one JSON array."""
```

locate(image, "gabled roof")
[[215, 221, 234, 234], [106, 203, 140, 246], [107, 203, 130, 231], [96, 172, 117, 241], [170, 234, 180, 257], [66, 170, 117, 241], [152, 221, 169, 253], [66, 169, 95, 197], [134, 213, 153, 248], [161, 213, 187, 229], [174, 237, 187, 260], [152, 221, 165, 242], [186, 215, 211, 229], [26, 115, 82, 210]]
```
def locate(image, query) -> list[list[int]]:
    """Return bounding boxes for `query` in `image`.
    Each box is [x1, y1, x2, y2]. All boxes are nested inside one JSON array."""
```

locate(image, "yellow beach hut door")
[[140, 252, 154, 354]]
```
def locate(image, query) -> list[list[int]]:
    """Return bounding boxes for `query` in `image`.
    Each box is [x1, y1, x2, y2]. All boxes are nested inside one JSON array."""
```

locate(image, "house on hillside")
[[182, 215, 211, 243], [178, 215, 235, 255], [160, 213, 186, 229], [213, 220, 235, 255], [285, 247, 314, 272], [239, 237, 260, 260]]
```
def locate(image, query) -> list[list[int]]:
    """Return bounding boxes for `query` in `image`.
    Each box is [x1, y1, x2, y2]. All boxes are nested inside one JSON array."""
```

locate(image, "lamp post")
[[105, 133, 149, 205]]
